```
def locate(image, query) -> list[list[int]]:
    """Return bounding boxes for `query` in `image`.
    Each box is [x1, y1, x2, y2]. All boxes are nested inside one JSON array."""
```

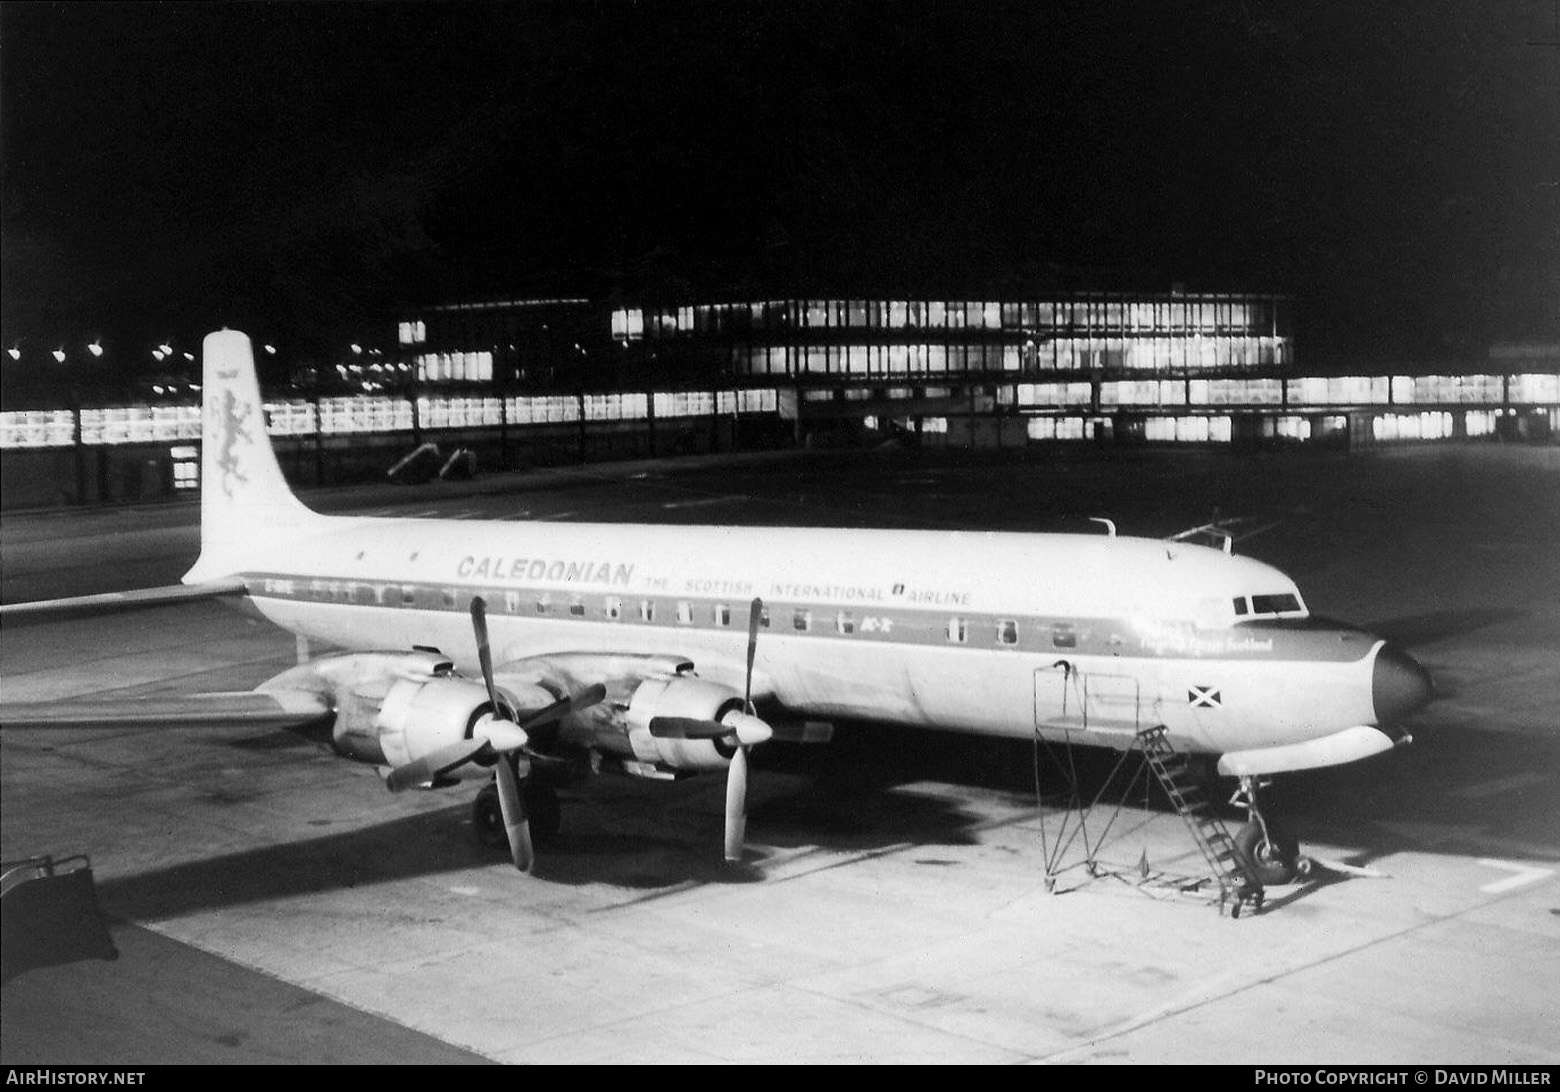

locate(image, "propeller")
[[469, 594, 532, 871], [648, 597, 770, 862], [385, 597, 606, 873]]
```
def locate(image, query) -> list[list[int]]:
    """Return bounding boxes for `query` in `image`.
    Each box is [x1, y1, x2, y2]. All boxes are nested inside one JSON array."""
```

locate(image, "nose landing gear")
[[1230, 775, 1306, 886]]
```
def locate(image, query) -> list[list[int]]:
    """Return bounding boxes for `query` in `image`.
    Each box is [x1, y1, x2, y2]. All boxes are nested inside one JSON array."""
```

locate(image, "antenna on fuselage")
[[1088, 517, 1117, 538]]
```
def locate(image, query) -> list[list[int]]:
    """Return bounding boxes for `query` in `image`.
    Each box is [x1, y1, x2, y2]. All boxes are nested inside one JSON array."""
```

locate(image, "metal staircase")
[[1136, 726, 1265, 916]]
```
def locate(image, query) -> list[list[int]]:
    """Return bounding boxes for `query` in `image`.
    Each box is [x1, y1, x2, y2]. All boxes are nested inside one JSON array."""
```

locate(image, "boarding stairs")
[[1136, 726, 1264, 915]]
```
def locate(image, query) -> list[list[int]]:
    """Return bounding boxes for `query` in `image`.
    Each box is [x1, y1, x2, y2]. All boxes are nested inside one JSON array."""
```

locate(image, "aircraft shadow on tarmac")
[[90, 742, 995, 921], [57, 631, 1560, 926]]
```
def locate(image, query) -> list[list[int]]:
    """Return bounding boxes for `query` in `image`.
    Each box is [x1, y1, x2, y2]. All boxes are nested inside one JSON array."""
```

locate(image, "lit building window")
[[172, 457, 199, 490], [611, 308, 644, 341], [0, 410, 76, 449]]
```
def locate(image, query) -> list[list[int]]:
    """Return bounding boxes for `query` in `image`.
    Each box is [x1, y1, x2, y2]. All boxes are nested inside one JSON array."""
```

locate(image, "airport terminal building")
[[397, 289, 1556, 449], [2, 288, 1557, 507]]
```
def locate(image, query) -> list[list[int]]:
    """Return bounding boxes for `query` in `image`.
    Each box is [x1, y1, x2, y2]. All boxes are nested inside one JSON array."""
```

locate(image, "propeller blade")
[[744, 598, 762, 713], [721, 597, 764, 863], [724, 745, 749, 862], [648, 715, 728, 740], [493, 752, 534, 872], [518, 682, 608, 730], [385, 738, 488, 793], [469, 597, 506, 718]]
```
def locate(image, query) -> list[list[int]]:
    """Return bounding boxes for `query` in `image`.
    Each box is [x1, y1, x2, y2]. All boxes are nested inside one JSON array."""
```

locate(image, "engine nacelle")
[[371, 675, 513, 779], [621, 675, 747, 772], [272, 650, 517, 781]]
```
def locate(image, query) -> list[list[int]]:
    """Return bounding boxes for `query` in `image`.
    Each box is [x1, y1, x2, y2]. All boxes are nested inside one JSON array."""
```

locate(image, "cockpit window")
[[1232, 597, 1249, 616], [1250, 593, 1303, 615]]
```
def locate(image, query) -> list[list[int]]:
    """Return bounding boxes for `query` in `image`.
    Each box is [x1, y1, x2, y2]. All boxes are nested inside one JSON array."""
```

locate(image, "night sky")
[[2, 0, 1557, 373]]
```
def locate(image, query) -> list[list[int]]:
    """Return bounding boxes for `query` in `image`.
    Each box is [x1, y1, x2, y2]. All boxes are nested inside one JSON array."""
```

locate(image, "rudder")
[[184, 329, 322, 584]]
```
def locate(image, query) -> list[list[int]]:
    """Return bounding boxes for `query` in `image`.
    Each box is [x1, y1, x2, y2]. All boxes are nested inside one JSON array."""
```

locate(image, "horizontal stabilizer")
[[0, 689, 331, 730], [0, 580, 248, 622]]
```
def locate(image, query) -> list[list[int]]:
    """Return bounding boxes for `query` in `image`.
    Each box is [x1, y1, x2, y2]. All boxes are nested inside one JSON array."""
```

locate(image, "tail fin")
[[183, 330, 323, 584]]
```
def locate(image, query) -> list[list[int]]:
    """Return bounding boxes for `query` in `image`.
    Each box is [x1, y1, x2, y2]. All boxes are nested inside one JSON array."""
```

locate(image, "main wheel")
[[1234, 817, 1300, 885], [474, 779, 563, 848], [472, 783, 507, 848], [524, 782, 562, 843]]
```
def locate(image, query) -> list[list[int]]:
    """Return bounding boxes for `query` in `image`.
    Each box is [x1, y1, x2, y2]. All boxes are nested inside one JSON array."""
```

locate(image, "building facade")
[[2, 290, 1556, 509]]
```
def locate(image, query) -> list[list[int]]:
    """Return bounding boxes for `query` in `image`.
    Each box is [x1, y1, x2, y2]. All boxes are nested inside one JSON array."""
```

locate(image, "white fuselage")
[[225, 514, 1386, 760]]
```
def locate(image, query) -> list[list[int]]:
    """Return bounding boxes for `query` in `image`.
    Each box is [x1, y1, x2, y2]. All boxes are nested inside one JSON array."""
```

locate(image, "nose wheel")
[[1231, 775, 1303, 886]]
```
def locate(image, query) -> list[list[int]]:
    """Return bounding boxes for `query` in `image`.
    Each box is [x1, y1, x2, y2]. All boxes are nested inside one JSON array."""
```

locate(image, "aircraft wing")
[[0, 579, 250, 622], [0, 689, 332, 730]]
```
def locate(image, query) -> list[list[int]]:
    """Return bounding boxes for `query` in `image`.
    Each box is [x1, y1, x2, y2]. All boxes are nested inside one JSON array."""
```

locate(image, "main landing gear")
[[1230, 774, 1307, 886], [474, 777, 562, 848]]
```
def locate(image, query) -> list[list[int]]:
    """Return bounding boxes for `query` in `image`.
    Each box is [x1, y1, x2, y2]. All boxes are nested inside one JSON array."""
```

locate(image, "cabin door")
[[1033, 664, 1152, 738]]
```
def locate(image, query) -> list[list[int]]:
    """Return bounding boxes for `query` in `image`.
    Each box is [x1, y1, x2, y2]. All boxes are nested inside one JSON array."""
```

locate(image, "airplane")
[[0, 329, 1435, 885]]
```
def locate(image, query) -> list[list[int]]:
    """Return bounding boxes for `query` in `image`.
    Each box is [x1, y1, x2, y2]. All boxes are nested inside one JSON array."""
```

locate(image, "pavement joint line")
[[1031, 897, 1507, 1065], [1454, 771, 1551, 798]]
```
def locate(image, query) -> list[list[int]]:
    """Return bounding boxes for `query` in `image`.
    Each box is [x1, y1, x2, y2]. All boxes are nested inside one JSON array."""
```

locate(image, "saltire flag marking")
[[1188, 686, 1222, 708]]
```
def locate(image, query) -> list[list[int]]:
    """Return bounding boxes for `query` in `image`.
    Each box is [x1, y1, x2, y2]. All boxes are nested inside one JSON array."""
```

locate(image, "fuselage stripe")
[[240, 571, 1364, 663]]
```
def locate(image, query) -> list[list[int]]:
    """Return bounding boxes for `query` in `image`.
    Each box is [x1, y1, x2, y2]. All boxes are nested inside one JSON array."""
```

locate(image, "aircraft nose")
[[1372, 642, 1434, 724]]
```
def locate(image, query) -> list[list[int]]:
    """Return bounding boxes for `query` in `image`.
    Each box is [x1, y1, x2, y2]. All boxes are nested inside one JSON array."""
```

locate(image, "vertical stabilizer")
[[184, 330, 323, 584]]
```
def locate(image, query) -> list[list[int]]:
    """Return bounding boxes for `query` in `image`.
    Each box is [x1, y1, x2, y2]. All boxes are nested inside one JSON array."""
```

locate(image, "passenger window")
[[793, 609, 812, 632], [401, 585, 418, 607], [505, 591, 522, 614], [442, 588, 457, 609], [569, 600, 585, 617], [836, 612, 855, 635], [639, 600, 656, 623], [997, 619, 1019, 646], [535, 596, 552, 614], [715, 603, 732, 626], [676, 601, 694, 624], [604, 597, 622, 620], [1052, 624, 1077, 649], [1233, 597, 1249, 616], [947, 617, 967, 643]]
